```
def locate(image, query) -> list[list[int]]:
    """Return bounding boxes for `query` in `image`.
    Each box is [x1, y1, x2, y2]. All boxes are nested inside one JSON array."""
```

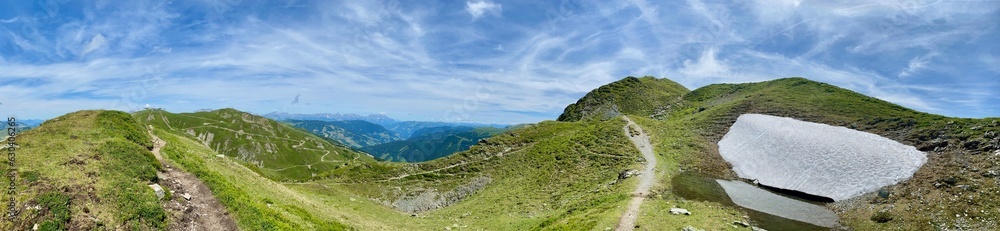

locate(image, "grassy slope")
[[135, 108, 374, 181], [360, 126, 509, 162], [284, 119, 401, 149], [317, 119, 639, 230], [141, 108, 644, 230], [150, 128, 350, 230], [557, 76, 689, 121], [663, 77, 999, 230], [1, 111, 166, 230]]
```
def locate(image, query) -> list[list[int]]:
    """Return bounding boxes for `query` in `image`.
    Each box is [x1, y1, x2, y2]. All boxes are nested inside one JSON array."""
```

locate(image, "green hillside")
[[147, 108, 647, 230], [385, 121, 462, 139], [5, 76, 997, 230], [283, 119, 401, 148], [134, 108, 375, 181], [1, 111, 165, 230], [557, 76, 690, 121], [359, 126, 508, 162], [628, 77, 999, 230]]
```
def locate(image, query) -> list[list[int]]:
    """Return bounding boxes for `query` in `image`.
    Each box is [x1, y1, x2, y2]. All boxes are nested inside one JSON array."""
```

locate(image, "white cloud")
[[80, 34, 106, 57], [679, 47, 732, 82], [466, 1, 502, 19], [898, 53, 934, 78]]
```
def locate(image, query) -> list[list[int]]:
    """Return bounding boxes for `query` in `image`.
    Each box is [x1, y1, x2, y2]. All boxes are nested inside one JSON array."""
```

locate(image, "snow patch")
[[718, 114, 926, 201]]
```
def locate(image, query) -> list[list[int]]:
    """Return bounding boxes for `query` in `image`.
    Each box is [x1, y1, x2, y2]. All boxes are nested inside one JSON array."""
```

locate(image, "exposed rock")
[[670, 208, 691, 215], [682, 225, 704, 231], [148, 184, 165, 199], [751, 226, 768, 231], [182, 193, 192, 201], [733, 221, 750, 227], [618, 169, 639, 180], [392, 177, 491, 213]]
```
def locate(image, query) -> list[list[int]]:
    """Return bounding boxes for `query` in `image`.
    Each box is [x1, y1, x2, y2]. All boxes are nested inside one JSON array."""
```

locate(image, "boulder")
[[669, 208, 691, 215], [682, 225, 704, 231], [148, 184, 165, 199]]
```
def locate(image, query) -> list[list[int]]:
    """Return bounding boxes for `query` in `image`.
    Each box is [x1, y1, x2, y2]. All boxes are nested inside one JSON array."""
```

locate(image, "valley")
[[2, 76, 998, 230]]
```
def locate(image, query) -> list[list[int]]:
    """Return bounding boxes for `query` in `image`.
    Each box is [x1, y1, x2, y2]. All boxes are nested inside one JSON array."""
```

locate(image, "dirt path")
[[616, 116, 657, 231], [148, 127, 238, 231]]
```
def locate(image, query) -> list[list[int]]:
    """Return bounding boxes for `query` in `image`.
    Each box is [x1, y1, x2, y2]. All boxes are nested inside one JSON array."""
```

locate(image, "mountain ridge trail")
[[615, 116, 657, 231], [148, 126, 238, 231]]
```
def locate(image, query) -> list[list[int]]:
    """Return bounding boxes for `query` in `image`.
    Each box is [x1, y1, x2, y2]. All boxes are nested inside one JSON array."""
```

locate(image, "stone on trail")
[[148, 184, 165, 199]]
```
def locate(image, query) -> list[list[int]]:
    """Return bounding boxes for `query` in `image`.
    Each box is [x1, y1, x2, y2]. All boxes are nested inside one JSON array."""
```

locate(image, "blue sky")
[[0, 0, 998, 124]]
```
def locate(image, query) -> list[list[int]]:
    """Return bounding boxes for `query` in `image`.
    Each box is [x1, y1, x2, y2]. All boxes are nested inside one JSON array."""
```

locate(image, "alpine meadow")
[[2, 1, 999, 230]]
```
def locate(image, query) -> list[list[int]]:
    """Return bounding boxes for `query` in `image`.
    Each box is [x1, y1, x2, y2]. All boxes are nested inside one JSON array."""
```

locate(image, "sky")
[[0, 0, 998, 124]]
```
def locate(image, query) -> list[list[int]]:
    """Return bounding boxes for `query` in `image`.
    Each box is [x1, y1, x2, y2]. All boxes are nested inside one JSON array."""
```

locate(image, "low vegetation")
[[4, 76, 996, 230], [558, 76, 689, 121], [1, 111, 166, 230], [135, 108, 374, 181]]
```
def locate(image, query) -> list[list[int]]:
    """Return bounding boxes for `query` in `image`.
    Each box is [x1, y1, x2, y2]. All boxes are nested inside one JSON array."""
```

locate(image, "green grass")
[[135, 108, 374, 181], [659, 77, 1000, 230], [558, 76, 689, 121], [153, 127, 350, 230], [1, 110, 167, 230]]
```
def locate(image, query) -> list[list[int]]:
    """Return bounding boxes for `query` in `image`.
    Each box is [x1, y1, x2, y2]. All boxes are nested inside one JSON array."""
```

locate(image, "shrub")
[[871, 211, 894, 223], [37, 192, 71, 230]]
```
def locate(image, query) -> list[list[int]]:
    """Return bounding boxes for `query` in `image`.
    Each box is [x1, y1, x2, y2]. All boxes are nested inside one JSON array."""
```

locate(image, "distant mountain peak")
[[263, 112, 398, 126]]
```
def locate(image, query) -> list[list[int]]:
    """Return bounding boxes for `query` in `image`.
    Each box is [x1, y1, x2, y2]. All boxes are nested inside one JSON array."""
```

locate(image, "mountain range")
[[2, 76, 997, 230]]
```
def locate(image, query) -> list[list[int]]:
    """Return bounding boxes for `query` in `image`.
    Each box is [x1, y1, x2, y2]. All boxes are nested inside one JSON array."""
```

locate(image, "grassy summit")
[[1, 111, 166, 230], [557, 76, 689, 121]]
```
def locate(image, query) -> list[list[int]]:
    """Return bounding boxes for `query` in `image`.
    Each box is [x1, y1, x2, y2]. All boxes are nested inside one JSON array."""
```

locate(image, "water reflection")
[[671, 172, 838, 231]]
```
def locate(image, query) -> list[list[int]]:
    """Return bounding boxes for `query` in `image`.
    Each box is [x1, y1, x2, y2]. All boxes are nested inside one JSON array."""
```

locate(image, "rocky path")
[[148, 127, 238, 231], [616, 116, 657, 231]]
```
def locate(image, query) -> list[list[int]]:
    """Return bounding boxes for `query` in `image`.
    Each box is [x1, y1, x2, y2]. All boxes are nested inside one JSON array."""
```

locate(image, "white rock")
[[32, 223, 38, 231], [148, 184, 165, 199], [718, 114, 926, 201], [669, 208, 691, 215], [182, 193, 192, 201]]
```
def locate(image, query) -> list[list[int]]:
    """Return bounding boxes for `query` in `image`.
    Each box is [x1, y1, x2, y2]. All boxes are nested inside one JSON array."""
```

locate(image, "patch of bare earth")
[[149, 128, 238, 231], [616, 116, 658, 231]]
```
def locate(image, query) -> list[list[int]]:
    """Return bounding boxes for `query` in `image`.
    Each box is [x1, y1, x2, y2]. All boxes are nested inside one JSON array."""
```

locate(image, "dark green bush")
[[871, 211, 894, 223], [37, 192, 71, 230]]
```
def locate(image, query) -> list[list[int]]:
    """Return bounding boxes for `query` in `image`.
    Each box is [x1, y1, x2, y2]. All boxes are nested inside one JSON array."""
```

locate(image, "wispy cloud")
[[898, 53, 934, 78], [466, 1, 502, 19], [0, 0, 997, 122]]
